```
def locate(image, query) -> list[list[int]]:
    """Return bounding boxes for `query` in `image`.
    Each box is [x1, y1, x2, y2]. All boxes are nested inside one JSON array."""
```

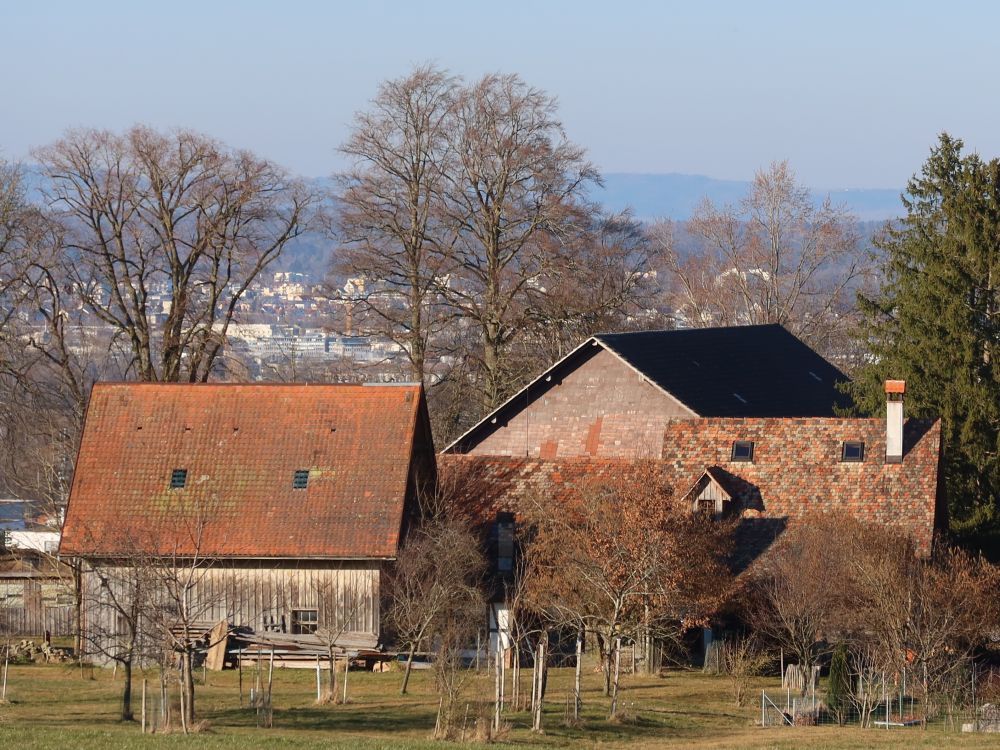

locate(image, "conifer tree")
[[826, 642, 850, 725], [850, 133, 1000, 530]]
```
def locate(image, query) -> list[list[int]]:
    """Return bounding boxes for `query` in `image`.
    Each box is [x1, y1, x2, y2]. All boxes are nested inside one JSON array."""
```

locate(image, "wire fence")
[[761, 665, 1000, 734]]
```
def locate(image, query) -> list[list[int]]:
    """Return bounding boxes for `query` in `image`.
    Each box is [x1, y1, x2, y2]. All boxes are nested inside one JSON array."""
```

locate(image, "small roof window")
[[841, 441, 865, 462], [170, 468, 188, 489], [293, 469, 310, 490], [731, 440, 755, 462]]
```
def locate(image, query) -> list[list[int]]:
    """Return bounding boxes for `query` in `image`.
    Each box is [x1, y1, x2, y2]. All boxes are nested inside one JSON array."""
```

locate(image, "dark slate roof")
[[595, 325, 851, 417]]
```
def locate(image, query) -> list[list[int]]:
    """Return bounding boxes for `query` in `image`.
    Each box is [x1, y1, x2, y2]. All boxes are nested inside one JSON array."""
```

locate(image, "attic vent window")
[[170, 469, 188, 489], [731, 440, 755, 462], [841, 441, 865, 462], [293, 469, 310, 490]]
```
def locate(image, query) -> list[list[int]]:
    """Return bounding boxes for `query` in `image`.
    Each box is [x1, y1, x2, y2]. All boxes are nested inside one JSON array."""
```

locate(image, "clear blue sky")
[[3, 0, 998, 188]]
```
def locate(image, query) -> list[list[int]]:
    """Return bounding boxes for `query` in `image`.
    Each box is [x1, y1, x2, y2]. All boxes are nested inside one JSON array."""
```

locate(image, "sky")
[[3, 0, 999, 189]]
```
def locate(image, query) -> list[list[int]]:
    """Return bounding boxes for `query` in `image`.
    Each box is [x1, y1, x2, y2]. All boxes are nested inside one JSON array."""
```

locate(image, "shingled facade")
[[61, 382, 435, 654], [441, 415, 942, 570], [445, 325, 853, 458]]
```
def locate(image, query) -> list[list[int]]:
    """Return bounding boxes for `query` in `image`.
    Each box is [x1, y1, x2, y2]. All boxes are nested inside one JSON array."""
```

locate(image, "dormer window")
[[292, 469, 310, 490], [170, 469, 188, 489], [731, 440, 754, 462], [841, 441, 865, 462]]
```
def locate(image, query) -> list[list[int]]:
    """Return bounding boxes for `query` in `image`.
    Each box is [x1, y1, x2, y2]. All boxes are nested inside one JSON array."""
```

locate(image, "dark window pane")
[[170, 469, 188, 489], [731, 441, 754, 462], [841, 441, 865, 462], [293, 469, 309, 489], [291, 608, 318, 634], [496, 512, 515, 573]]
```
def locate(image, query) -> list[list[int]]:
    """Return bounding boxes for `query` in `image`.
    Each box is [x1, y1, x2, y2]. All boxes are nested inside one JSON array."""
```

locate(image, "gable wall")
[[470, 348, 696, 458]]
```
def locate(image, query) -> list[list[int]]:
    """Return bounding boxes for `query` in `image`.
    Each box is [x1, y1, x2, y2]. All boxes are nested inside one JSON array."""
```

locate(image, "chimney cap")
[[885, 380, 906, 395]]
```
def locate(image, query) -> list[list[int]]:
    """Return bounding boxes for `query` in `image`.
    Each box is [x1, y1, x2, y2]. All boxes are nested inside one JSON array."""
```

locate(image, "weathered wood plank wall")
[[80, 560, 382, 659]]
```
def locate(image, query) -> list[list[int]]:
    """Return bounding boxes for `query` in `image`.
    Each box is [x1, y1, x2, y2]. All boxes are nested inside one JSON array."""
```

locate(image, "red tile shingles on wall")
[[441, 417, 941, 558]]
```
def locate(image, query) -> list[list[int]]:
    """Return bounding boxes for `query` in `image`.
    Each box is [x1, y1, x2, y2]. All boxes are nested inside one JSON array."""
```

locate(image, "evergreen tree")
[[826, 642, 850, 725], [850, 133, 1000, 530]]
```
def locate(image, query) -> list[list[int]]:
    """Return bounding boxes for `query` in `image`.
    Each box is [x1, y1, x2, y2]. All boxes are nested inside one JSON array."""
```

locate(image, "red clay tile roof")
[[60, 383, 427, 559], [440, 416, 942, 562]]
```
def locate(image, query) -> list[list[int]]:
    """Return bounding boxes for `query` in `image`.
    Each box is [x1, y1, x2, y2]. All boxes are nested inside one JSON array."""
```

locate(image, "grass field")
[[0, 657, 994, 749]]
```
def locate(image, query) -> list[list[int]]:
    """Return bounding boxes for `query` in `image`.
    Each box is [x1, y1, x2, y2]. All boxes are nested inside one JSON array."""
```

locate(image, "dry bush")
[[722, 636, 770, 706]]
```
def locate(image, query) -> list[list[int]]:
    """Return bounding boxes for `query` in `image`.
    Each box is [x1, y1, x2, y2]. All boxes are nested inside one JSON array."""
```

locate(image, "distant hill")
[[593, 173, 903, 222]]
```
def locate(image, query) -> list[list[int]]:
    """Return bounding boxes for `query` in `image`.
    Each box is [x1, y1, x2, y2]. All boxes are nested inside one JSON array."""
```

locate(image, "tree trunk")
[[328, 647, 338, 702], [609, 636, 622, 719], [121, 658, 134, 721], [400, 642, 417, 695], [511, 643, 520, 710], [598, 633, 611, 697], [182, 650, 195, 725]]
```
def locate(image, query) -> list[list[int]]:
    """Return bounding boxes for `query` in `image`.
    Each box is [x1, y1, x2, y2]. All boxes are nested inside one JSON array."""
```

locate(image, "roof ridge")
[[90, 381, 421, 389], [595, 322, 783, 337]]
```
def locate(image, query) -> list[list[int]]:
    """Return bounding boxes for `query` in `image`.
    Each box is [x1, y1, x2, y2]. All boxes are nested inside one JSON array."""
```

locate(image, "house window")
[[695, 497, 720, 516], [170, 468, 188, 489], [731, 441, 755, 462], [291, 608, 318, 634], [841, 441, 865, 462], [496, 512, 515, 573], [293, 469, 310, 490]]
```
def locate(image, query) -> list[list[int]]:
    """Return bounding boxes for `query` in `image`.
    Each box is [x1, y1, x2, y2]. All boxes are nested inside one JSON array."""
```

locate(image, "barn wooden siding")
[[81, 559, 382, 658], [0, 577, 75, 636]]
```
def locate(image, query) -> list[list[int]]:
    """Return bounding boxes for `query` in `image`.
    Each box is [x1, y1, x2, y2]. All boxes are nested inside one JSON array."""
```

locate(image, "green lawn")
[[0, 658, 994, 749]]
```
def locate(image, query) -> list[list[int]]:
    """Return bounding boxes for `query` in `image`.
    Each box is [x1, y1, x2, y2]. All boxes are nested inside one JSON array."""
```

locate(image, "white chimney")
[[885, 380, 905, 464]]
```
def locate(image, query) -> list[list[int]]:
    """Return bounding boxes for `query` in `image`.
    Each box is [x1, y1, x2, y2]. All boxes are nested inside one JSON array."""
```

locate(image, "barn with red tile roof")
[[61, 382, 435, 653]]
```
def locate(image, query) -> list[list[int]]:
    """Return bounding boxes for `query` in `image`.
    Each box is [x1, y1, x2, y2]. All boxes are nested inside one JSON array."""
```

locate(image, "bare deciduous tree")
[[333, 65, 460, 383], [138, 498, 231, 731], [722, 635, 769, 707], [524, 461, 731, 718], [312, 577, 363, 704], [656, 161, 872, 360], [385, 515, 485, 697], [440, 73, 600, 409], [844, 525, 1000, 725], [749, 514, 851, 693], [35, 126, 316, 382], [81, 558, 147, 721], [524, 209, 662, 360]]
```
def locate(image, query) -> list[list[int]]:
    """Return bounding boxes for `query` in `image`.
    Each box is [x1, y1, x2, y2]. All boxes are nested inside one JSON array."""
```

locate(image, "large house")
[[440, 326, 944, 651], [444, 325, 853, 458], [59, 382, 435, 655]]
